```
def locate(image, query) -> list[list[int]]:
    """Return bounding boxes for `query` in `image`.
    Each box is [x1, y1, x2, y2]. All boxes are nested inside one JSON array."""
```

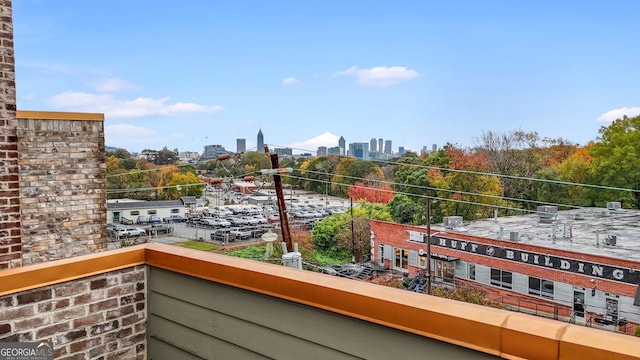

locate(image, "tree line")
[[106, 115, 640, 262]]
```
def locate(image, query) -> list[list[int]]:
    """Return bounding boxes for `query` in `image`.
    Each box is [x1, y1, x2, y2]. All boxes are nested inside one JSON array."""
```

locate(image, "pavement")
[[107, 222, 269, 250]]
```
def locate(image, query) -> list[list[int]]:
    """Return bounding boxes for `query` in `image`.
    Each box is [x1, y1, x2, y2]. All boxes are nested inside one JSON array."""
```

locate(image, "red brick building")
[[370, 206, 640, 335]]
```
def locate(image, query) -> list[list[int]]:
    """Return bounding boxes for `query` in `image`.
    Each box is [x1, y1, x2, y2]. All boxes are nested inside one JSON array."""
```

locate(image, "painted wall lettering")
[[429, 236, 638, 284]]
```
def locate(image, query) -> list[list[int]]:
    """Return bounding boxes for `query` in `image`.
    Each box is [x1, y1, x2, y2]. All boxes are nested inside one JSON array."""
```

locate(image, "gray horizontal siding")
[[147, 267, 498, 360]]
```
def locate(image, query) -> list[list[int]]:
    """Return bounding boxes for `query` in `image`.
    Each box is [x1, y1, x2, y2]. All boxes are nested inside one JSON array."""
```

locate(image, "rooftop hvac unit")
[[443, 216, 463, 229], [607, 202, 622, 210], [509, 231, 519, 241], [604, 235, 617, 246], [537, 206, 558, 223]]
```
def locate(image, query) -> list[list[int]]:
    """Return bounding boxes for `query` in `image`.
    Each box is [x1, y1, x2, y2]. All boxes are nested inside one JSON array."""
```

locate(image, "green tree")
[[589, 115, 640, 207], [106, 148, 131, 159], [388, 194, 419, 224], [166, 172, 204, 199], [312, 202, 391, 262], [429, 147, 505, 221]]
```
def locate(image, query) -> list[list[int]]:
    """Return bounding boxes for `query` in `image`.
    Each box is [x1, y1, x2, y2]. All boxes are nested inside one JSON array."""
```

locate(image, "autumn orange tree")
[[347, 181, 393, 204], [429, 147, 505, 220]]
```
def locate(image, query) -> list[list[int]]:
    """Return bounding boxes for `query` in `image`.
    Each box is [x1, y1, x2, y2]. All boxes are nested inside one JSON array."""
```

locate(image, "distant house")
[[107, 199, 186, 224], [232, 180, 258, 195]]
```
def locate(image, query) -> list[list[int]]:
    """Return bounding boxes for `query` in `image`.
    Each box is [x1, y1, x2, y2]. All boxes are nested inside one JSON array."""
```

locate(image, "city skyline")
[[12, 1, 640, 154], [174, 129, 409, 157]]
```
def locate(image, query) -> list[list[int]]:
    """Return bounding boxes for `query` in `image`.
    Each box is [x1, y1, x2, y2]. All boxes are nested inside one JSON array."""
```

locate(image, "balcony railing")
[[1, 243, 638, 359]]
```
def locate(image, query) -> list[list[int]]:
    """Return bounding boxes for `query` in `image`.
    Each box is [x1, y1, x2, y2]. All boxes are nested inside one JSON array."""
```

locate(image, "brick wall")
[[18, 116, 107, 265], [372, 220, 639, 297], [372, 220, 640, 335], [0, 265, 146, 359], [0, 0, 20, 269]]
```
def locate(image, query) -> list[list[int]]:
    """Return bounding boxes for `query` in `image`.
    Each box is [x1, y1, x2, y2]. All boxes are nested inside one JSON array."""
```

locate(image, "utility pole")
[[264, 145, 293, 252]]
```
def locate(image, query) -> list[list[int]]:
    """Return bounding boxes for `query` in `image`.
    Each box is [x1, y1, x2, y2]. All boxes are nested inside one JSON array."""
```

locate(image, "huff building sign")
[[431, 236, 640, 285]]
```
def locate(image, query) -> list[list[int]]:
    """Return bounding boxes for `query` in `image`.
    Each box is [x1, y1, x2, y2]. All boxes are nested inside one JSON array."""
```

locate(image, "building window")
[[490, 268, 512, 289], [378, 245, 384, 266], [130, 211, 140, 216], [394, 248, 408, 270], [468, 263, 476, 281], [435, 260, 455, 283], [418, 254, 427, 268], [605, 298, 619, 321], [147, 210, 157, 215], [529, 277, 554, 299], [171, 208, 180, 214]]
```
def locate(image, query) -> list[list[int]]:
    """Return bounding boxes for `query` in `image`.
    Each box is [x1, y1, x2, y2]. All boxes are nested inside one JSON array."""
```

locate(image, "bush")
[[635, 326, 640, 337]]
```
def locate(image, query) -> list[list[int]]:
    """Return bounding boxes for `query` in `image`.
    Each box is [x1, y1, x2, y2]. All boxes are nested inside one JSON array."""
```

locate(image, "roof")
[[432, 207, 640, 262], [107, 200, 184, 210], [180, 196, 197, 204]]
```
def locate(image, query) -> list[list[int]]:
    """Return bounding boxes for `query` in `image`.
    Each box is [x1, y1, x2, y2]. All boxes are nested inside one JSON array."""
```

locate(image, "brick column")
[[0, 0, 20, 269]]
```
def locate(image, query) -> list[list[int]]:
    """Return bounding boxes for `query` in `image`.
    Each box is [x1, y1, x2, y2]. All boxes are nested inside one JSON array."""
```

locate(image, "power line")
[[293, 168, 590, 212], [371, 157, 638, 194]]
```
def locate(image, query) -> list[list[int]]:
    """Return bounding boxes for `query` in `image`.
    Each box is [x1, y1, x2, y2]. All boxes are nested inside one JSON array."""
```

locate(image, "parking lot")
[[107, 199, 349, 250]]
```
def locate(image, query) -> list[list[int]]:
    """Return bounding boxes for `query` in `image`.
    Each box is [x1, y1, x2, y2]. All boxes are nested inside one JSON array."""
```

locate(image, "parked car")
[[107, 224, 126, 237], [229, 217, 249, 226], [267, 214, 280, 223], [200, 218, 231, 227], [149, 223, 172, 234], [242, 208, 261, 215], [211, 229, 236, 242], [250, 225, 271, 238], [252, 215, 268, 224], [116, 227, 146, 237], [163, 215, 186, 223], [241, 216, 261, 225], [136, 216, 149, 224], [149, 215, 161, 223], [230, 229, 253, 240]]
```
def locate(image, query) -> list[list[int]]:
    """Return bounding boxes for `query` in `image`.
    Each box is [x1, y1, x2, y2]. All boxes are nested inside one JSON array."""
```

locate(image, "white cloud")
[[105, 124, 167, 150], [105, 124, 158, 138], [336, 66, 420, 87], [597, 107, 640, 123], [282, 77, 299, 85], [288, 132, 340, 152], [95, 78, 141, 92], [47, 91, 223, 118]]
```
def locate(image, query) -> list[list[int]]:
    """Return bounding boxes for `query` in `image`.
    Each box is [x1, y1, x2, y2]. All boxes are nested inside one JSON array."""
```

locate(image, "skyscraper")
[[370, 138, 377, 152], [317, 146, 327, 157], [378, 138, 383, 154], [236, 138, 246, 153], [257, 129, 264, 151], [384, 140, 392, 155], [338, 136, 345, 156], [348, 142, 369, 160]]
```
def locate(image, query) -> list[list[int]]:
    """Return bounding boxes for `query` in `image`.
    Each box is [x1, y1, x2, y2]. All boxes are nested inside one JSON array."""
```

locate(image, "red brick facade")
[[371, 220, 640, 335]]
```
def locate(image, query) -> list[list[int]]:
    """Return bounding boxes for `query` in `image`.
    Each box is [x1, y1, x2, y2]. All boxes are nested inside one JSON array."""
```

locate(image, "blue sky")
[[12, 1, 640, 154]]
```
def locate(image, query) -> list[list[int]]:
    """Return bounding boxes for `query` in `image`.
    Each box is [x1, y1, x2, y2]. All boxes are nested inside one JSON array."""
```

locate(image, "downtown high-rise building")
[[384, 140, 392, 155], [317, 146, 327, 157], [378, 138, 383, 154], [338, 136, 346, 155], [348, 142, 369, 160], [236, 138, 246, 153], [370, 138, 377, 152], [257, 129, 264, 151]]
